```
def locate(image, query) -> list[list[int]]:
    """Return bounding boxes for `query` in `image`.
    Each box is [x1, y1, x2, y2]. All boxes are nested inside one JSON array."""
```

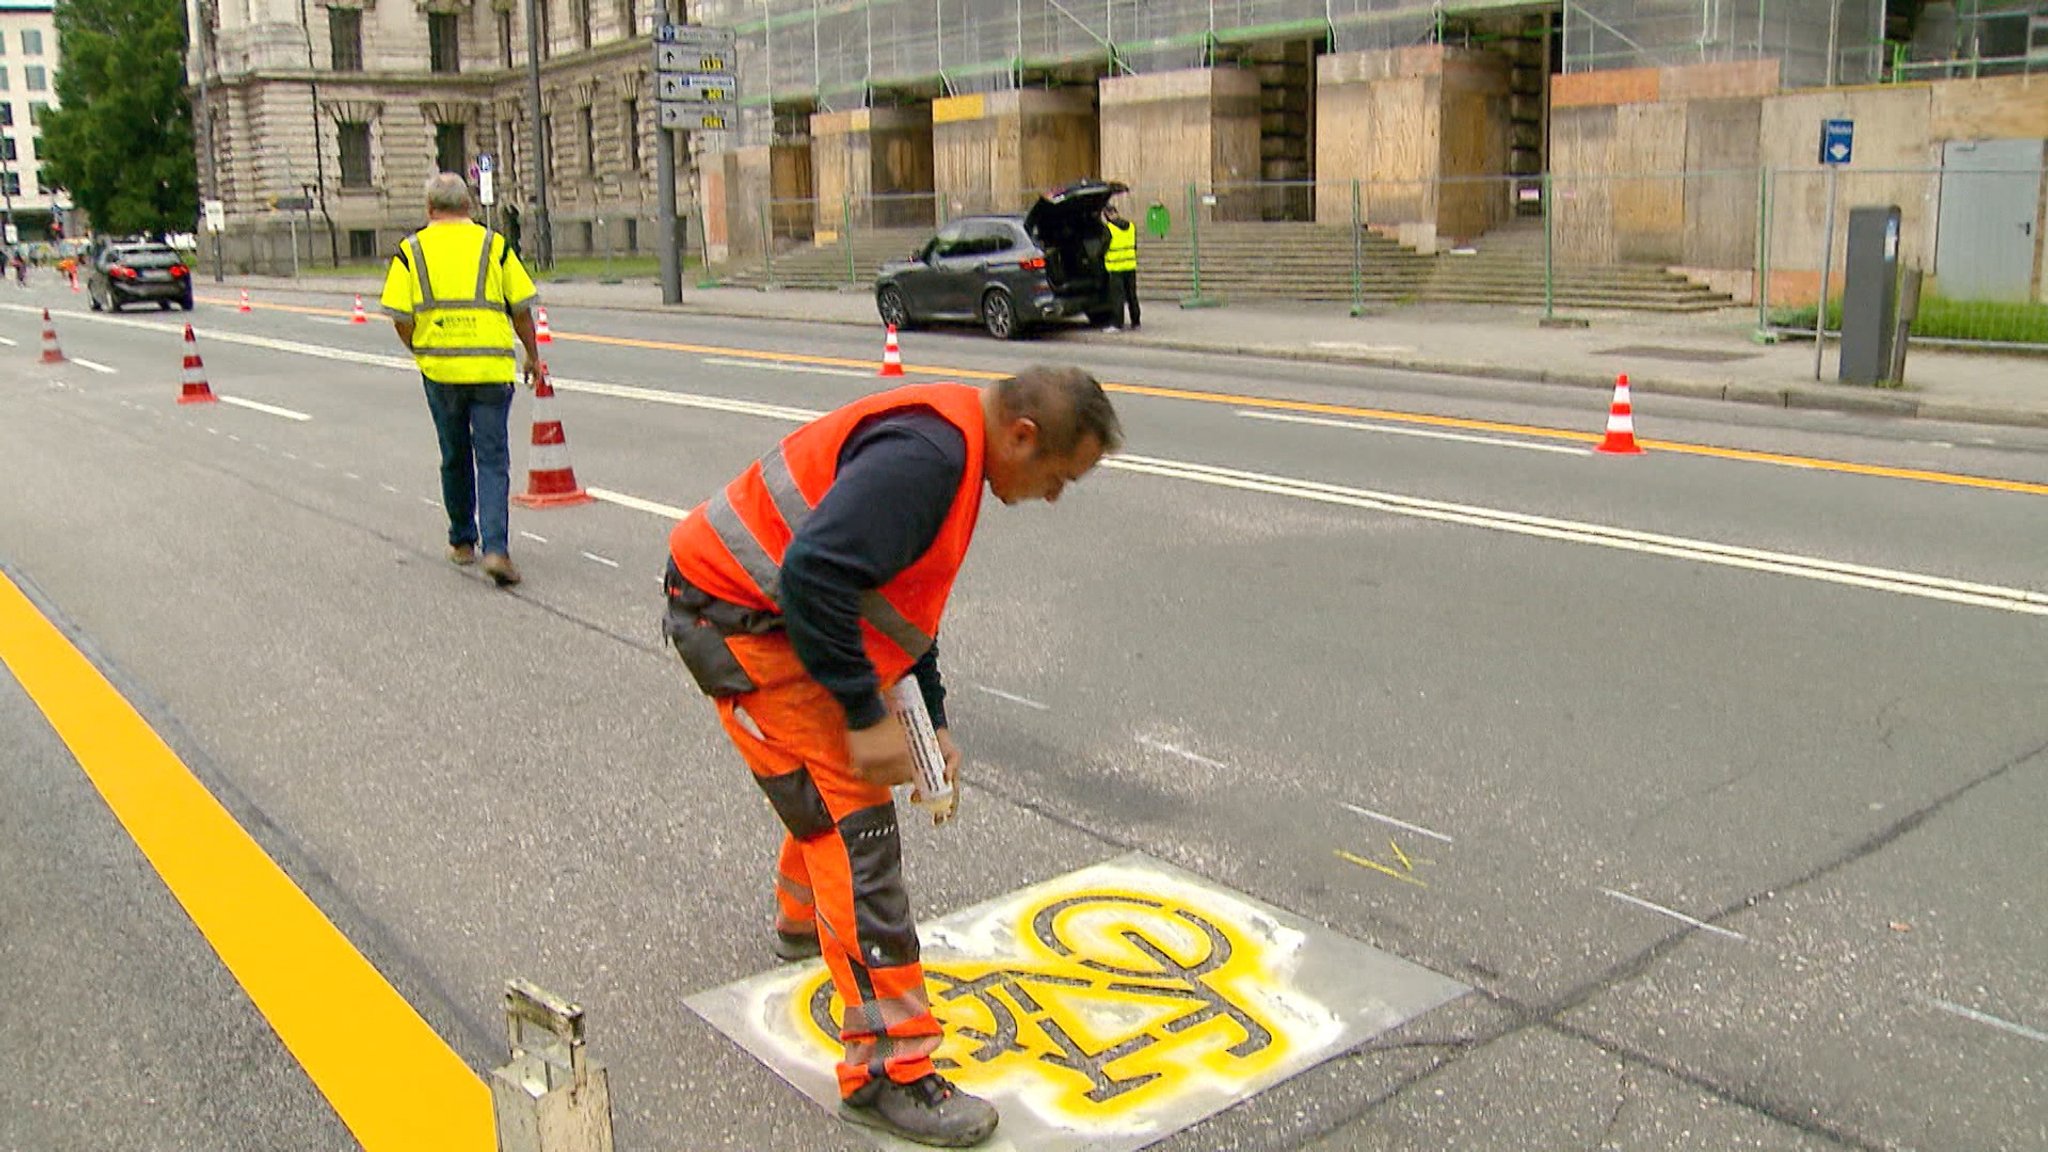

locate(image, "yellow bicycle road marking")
[[0, 571, 493, 1151], [200, 295, 2048, 498]]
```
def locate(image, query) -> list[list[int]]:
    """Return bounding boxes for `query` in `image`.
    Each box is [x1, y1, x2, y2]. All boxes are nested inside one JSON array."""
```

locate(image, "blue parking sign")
[[1821, 119, 1853, 166]]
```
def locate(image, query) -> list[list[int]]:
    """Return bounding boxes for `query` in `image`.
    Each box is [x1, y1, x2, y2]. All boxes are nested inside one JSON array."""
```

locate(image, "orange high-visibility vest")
[[668, 382, 988, 686]]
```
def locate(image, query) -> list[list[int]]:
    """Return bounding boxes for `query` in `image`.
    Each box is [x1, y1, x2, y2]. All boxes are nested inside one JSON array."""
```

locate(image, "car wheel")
[[179, 295, 194, 312], [158, 300, 171, 311], [88, 288, 103, 312], [1086, 309, 1114, 328], [981, 289, 1018, 341], [876, 285, 914, 331]]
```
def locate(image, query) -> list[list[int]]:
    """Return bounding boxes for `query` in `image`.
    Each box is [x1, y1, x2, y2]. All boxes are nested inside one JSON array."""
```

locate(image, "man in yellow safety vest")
[[381, 172, 544, 587], [1102, 203, 1139, 332]]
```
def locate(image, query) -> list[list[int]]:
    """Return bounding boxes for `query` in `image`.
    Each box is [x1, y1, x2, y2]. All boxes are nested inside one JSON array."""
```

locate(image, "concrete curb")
[[216, 278, 2048, 433]]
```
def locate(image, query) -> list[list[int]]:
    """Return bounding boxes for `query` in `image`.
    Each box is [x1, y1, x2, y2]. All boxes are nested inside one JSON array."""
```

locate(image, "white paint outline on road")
[[581, 551, 621, 568], [1601, 888, 1746, 941], [589, 487, 694, 520], [33, 305, 2038, 618], [703, 356, 877, 380], [71, 357, 118, 374], [1137, 736, 1232, 771], [0, 335, 17, 346], [1340, 801, 1455, 845], [1924, 998, 2048, 1044], [1239, 409, 1587, 455], [973, 684, 1051, 711], [519, 531, 549, 544], [218, 395, 314, 422]]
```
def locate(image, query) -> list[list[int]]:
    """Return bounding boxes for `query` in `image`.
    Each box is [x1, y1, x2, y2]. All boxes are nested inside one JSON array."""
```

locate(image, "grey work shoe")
[[772, 927, 822, 964], [481, 553, 522, 586], [447, 543, 478, 566], [840, 1073, 998, 1148]]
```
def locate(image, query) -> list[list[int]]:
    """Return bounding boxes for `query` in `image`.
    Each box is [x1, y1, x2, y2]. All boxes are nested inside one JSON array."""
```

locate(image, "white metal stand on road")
[[490, 979, 616, 1152]]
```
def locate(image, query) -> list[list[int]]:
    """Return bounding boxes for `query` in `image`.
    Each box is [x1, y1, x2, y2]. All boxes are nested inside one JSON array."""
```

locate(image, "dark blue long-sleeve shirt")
[[779, 407, 968, 731]]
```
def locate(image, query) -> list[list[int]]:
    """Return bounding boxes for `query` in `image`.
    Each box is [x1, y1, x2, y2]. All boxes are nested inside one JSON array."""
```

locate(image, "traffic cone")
[[512, 367, 593, 508], [350, 294, 367, 324], [1594, 373, 1644, 455], [239, 289, 252, 313], [878, 324, 904, 377], [38, 309, 64, 364], [535, 305, 552, 345], [177, 325, 217, 405]]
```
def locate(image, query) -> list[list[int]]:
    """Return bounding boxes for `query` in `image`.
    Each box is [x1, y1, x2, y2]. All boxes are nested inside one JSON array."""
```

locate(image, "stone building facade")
[[188, 0, 696, 272]]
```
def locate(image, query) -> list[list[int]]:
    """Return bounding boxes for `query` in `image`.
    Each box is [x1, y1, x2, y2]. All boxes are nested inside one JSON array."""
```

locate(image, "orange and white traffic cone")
[[350, 294, 367, 324], [878, 324, 904, 378], [512, 367, 593, 508], [38, 308, 64, 364], [1594, 373, 1644, 455], [535, 305, 552, 345], [177, 325, 218, 405], [239, 289, 252, 313]]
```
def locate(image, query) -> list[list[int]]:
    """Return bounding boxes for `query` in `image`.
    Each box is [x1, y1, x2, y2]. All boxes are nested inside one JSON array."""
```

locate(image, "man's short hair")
[[995, 366, 1123, 456], [425, 172, 473, 215]]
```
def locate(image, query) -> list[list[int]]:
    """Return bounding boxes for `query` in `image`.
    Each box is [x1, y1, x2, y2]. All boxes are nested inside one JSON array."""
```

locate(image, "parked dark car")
[[875, 180, 1125, 340], [87, 242, 194, 313]]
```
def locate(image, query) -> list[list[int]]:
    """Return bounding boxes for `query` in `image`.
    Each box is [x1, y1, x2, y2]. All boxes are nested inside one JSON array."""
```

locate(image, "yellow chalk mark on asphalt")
[[1389, 840, 1413, 871], [1336, 849, 1427, 888], [199, 295, 2048, 497], [0, 570, 494, 1152]]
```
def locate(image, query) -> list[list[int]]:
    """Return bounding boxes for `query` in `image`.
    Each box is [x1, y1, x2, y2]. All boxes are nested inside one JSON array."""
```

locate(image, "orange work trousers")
[[718, 632, 942, 1098]]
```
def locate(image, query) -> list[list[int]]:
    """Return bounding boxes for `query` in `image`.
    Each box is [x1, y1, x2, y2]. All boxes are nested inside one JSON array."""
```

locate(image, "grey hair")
[[425, 172, 473, 215], [995, 366, 1124, 456]]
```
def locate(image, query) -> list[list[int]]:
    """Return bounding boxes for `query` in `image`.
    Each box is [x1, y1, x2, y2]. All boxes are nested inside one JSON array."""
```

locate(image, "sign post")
[[653, 24, 737, 304], [1814, 118, 1853, 380]]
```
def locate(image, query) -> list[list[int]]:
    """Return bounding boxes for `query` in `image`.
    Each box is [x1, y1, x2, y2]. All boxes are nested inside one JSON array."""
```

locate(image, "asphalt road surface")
[[2, 283, 2043, 1152]]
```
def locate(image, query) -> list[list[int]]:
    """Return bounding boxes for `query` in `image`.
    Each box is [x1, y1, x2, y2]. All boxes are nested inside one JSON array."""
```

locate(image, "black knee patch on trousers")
[[753, 766, 834, 840], [839, 803, 919, 969]]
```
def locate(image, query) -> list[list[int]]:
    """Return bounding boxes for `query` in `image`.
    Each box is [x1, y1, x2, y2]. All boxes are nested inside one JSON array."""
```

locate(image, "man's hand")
[[929, 727, 963, 825], [522, 357, 544, 390], [846, 715, 915, 787]]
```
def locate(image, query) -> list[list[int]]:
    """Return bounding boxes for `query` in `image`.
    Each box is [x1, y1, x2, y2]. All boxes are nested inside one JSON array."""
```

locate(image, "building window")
[[429, 13, 461, 74], [0, 67, 11, 91], [573, 0, 592, 49], [21, 30, 41, 56], [624, 216, 637, 251], [1, 173, 19, 197], [329, 8, 362, 71], [0, 31, 8, 55], [349, 229, 378, 259], [339, 121, 372, 188], [498, 12, 514, 68], [436, 123, 466, 175], [500, 121, 518, 185], [541, 113, 554, 174], [623, 98, 639, 170], [24, 65, 43, 92], [580, 105, 595, 172], [580, 220, 594, 251], [617, 0, 635, 37], [0, 136, 15, 161], [28, 103, 45, 127], [0, 105, 13, 127], [538, 0, 552, 59]]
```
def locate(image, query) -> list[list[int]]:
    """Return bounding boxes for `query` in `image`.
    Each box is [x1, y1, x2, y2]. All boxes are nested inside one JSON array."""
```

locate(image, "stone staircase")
[[712, 218, 1735, 312]]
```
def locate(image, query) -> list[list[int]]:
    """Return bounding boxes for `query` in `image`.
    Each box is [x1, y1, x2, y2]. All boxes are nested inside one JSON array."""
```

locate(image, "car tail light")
[[110, 265, 137, 280], [1020, 256, 1046, 270], [170, 264, 189, 278]]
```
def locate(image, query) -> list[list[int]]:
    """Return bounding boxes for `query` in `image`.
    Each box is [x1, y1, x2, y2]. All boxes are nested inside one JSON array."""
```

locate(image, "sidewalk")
[[222, 272, 2048, 431]]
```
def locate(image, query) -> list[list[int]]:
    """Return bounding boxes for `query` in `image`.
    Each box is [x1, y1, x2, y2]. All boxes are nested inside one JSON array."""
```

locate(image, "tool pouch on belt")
[[664, 569, 780, 699]]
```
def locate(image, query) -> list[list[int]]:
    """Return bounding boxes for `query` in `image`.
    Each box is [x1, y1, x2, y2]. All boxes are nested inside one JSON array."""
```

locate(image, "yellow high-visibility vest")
[[1104, 219, 1137, 272], [380, 221, 535, 384]]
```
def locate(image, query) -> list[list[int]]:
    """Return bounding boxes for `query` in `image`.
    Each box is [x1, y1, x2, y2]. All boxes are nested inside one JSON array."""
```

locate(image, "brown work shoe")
[[840, 1074, 998, 1147], [481, 553, 522, 586], [447, 543, 478, 566]]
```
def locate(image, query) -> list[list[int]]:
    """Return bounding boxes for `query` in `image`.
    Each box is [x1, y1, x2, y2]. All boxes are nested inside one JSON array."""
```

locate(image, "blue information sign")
[[1821, 119, 1853, 166]]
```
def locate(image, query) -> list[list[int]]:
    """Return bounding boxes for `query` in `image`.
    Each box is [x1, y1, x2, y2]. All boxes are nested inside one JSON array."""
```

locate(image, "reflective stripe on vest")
[[1104, 220, 1137, 272]]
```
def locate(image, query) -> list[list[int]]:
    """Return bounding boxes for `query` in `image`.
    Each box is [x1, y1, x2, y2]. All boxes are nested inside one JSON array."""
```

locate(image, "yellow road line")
[[0, 571, 493, 1151], [1335, 849, 1427, 888], [199, 295, 2048, 497]]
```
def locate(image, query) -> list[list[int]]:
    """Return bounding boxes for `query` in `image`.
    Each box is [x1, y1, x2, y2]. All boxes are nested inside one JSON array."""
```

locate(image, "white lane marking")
[[379, 483, 400, 494], [1239, 409, 1586, 455], [309, 317, 357, 326], [703, 356, 876, 380], [1340, 801, 1455, 845], [1137, 736, 1232, 771], [589, 487, 694, 519], [72, 357, 118, 374], [557, 377, 821, 423], [227, 434, 242, 443], [519, 531, 549, 544], [343, 472, 362, 481], [205, 427, 220, 434], [1602, 888, 1747, 941], [419, 497, 438, 507], [581, 551, 621, 568], [281, 451, 299, 461], [1924, 998, 2048, 1044], [973, 685, 1050, 711], [218, 395, 314, 421], [1109, 455, 2048, 617], [0, 335, 16, 346]]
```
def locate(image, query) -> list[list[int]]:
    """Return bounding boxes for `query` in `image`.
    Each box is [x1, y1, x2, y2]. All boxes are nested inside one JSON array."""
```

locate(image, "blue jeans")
[[422, 379, 515, 556]]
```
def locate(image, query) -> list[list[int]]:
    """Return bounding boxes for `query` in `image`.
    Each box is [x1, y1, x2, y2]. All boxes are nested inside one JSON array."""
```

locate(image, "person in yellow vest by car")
[[1102, 202, 1139, 332], [381, 172, 544, 587]]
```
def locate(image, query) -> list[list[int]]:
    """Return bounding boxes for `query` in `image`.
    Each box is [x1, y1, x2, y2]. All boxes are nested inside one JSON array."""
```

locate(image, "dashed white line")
[[1238, 409, 1586, 455], [519, 531, 549, 544], [1137, 736, 1231, 771], [581, 551, 621, 568], [418, 496, 438, 507], [1602, 888, 1746, 941], [343, 472, 362, 481], [227, 434, 242, 443], [588, 487, 693, 519], [71, 357, 118, 374], [205, 427, 220, 435], [1925, 998, 2048, 1044], [0, 335, 16, 346], [379, 483, 400, 494], [218, 395, 313, 421], [282, 452, 299, 461], [702, 356, 877, 380], [973, 685, 1050, 711], [1340, 801, 1455, 844]]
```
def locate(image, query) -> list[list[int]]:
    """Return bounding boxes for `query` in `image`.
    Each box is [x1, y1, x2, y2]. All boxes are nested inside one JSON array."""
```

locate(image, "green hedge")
[[1773, 295, 2048, 346]]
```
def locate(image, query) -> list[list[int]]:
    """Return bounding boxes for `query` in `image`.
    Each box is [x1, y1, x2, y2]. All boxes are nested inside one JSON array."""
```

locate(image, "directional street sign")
[[657, 43, 731, 73], [659, 72, 736, 104], [659, 104, 732, 132], [1821, 118, 1854, 166], [654, 23, 737, 133]]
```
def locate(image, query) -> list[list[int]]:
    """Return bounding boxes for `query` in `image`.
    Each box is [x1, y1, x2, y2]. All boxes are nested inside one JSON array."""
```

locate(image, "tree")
[[39, 0, 196, 236]]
